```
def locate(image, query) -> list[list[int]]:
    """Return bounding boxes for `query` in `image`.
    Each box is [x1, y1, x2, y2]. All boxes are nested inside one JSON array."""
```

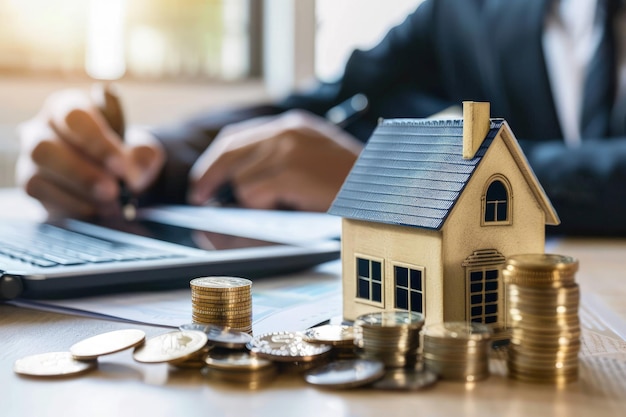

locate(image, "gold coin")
[[70, 329, 146, 360], [13, 351, 96, 377], [190, 276, 252, 289], [133, 330, 208, 363], [502, 254, 578, 287], [205, 350, 275, 371], [303, 324, 356, 347], [247, 331, 332, 362]]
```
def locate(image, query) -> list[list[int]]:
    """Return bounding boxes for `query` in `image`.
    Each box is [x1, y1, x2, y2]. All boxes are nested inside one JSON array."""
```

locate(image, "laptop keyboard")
[[0, 222, 182, 268]]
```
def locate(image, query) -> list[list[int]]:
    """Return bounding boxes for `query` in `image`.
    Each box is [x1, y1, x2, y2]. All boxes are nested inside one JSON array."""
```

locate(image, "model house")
[[328, 102, 560, 334]]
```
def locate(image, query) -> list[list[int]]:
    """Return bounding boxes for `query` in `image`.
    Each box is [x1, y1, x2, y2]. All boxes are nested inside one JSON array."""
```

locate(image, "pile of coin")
[[13, 328, 147, 377], [303, 324, 357, 359], [246, 330, 333, 372], [204, 350, 278, 389], [502, 253, 580, 384], [190, 276, 253, 334], [422, 322, 492, 381], [353, 311, 424, 368]]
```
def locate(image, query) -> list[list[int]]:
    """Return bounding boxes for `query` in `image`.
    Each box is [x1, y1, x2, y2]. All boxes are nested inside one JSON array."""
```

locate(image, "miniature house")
[[328, 102, 559, 333]]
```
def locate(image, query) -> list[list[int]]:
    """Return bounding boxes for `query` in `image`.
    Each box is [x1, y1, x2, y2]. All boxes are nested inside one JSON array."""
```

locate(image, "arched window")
[[483, 177, 511, 224]]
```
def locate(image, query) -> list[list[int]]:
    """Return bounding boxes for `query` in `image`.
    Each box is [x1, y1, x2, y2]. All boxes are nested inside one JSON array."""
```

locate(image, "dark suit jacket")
[[151, 0, 626, 236]]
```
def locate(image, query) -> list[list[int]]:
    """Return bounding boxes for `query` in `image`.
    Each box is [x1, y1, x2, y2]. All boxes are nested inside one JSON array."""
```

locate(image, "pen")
[[209, 93, 369, 207], [91, 83, 137, 221]]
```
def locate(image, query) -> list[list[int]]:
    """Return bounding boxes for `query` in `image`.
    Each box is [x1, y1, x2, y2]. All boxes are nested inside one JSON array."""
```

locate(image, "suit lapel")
[[487, 0, 562, 140]]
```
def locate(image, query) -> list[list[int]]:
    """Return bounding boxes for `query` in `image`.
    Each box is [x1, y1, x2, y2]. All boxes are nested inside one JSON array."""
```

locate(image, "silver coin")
[[304, 359, 385, 389], [247, 331, 332, 362], [14, 351, 97, 378], [133, 330, 208, 363], [372, 367, 438, 391], [70, 329, 146, 360]]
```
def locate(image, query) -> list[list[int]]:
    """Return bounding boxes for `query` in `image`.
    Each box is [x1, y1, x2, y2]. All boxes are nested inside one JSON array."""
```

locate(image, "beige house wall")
[[341, 218, 443, 322], [441, 131, 546, 325]]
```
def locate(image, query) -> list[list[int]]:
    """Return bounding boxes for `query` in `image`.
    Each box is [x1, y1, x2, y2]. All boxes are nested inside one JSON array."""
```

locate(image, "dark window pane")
[[485, 204, 495, 222], [471, 294, 483, 305], [357, 258, 369, 277], [485, 292, 498, 303], [497, 202, 508, 221], [411, 291, 423, 313], [410, 269, 422, 291], [471, 306, 482, 316], [485, 270, 498, 280], [357, 278, 369, 299], [372, 261, 382, 282], [372, 282, 382, 302], [396, 288, 408, 309], [487, 180, 507, 201], [486, 281, 498, 291], [470, 271, 483, 282], [471, 317, 482, 323], [485, 304, 498, 314], [395, 267, 408, 287], [485, 316, 497, 324], [470, 283, 483, 293]]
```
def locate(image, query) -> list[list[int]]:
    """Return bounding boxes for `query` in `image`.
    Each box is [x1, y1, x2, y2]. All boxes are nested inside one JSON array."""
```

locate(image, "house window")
[[356, 257, 383, 303], [394, 265, 424, 314], [483, 176, 511, 224], [468, 269, 499, 324]]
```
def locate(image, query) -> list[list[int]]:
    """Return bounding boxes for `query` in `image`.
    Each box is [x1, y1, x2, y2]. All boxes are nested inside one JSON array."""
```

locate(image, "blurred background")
[[0, 0, 422, 186]]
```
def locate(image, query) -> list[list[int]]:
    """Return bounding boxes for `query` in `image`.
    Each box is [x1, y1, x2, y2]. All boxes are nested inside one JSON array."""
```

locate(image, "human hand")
[[188, 110, 363, 211], [15, 89, 165, 219]]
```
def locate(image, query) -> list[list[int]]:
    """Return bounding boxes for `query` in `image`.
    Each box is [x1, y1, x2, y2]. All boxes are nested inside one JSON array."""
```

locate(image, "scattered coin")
[[247, 331, 332, 362], [304, 359, 385, 389], [372, 367, 438, 391], [70, 329, 146, 360], [13, 351, 96, 378], [133, 330, 208, 364]]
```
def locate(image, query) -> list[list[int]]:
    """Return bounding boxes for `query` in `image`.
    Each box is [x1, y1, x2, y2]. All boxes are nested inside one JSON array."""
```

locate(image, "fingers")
[[188, 110, 363, 211], [16, 89, 165, 219], [46, 90, 127, 175]]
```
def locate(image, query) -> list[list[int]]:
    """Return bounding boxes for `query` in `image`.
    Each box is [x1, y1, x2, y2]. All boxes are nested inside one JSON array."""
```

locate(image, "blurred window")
[[0, 0, 254, 81]]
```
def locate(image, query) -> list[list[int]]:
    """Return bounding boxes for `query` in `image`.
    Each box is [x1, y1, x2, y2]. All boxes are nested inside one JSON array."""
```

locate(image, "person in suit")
[[16, 0, 625, 235]]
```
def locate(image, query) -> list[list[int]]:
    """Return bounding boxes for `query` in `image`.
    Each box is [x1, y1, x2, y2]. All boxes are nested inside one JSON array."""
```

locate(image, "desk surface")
[[2, 190, 626, 417]]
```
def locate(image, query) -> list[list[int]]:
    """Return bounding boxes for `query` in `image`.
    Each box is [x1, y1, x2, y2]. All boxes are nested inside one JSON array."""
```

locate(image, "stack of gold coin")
[[502, 253, 580, 384], [190, 276, 253, 334], [422, 322, 492, 381], [353, 311, 424, 368]]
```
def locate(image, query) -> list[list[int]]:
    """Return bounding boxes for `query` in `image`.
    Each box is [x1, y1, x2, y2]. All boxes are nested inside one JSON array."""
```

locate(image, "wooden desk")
[[1, 190, 626, 417]]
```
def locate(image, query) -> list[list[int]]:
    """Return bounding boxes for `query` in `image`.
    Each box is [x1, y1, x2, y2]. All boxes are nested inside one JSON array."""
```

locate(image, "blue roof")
[[328, 118, 505, 230]]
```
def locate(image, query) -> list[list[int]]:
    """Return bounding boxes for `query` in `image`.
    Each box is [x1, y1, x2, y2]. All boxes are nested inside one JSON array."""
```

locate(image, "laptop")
[[0, 207, 340, 300]]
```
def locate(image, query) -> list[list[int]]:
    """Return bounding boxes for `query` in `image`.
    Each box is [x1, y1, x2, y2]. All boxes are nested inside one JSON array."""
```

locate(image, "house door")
[[462, 250, 506, 329]]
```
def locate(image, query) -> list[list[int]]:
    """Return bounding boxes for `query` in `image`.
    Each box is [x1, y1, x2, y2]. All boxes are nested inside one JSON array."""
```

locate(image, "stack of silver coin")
[[502, 253, 580, 385], [422, 322, 492, 381], [353, 311, 425, 368], [190, 276, 253, 334]]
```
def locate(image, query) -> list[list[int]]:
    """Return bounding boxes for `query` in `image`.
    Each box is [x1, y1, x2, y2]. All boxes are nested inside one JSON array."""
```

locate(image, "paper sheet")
[[9, 261, 343, 335]]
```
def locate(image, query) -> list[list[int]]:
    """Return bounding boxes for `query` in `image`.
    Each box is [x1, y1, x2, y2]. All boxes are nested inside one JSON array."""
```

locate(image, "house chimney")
[[462, 101, 490, 159]]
